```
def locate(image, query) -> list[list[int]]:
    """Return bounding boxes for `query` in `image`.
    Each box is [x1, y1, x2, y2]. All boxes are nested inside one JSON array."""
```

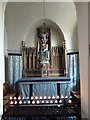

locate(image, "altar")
[[17, 77, 70, 98], [18, 25, 70, 99], [2, 14, 81, 120]]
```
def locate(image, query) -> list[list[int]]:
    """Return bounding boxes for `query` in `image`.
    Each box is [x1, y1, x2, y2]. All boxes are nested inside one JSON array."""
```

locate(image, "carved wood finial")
[[22, 41, 25, 48], [63, 40, 66, 50]]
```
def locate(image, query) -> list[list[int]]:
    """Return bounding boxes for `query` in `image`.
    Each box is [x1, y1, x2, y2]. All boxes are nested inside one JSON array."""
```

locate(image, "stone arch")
[[23, 18, 65, 48]]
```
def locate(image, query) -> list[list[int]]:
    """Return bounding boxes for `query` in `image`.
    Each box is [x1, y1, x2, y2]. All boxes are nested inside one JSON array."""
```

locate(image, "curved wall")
[[5, 2, 78, 52], [24, 19, 64, 47]]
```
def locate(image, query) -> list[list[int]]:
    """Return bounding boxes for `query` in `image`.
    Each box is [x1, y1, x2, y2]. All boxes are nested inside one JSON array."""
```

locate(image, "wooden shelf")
[[71, 90, 80, 99], [3, 93, 16, 100], [74, 94, 81, 99]]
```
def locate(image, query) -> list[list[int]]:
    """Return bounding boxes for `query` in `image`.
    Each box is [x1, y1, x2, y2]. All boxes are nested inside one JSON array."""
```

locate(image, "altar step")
[[7, 116, 77, 120], [2, 106, 80, 120]]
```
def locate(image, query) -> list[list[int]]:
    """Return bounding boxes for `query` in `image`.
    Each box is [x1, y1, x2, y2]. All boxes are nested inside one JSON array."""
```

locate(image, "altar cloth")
[[18, 77, 70, 83], [18, 77, 71, 98]]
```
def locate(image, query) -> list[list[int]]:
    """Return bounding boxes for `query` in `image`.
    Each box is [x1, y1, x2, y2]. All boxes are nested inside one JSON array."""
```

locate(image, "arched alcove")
[[24, 18, 65, 48], [5, 2, 78, 52]]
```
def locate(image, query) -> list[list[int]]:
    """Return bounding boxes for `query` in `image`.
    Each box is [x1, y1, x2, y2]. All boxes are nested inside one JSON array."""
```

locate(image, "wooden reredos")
[[22, 26, 67, 77]]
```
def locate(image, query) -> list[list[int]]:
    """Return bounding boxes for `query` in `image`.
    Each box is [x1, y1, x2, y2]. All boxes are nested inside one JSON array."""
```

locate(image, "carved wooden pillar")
[[55, 47, 57, 69], [35, 48, 37, 69], [59, 47, 63, 69], [29, 48, 32, 69], [62, 45, 65, 75], [49, 31, 52, 68], [55, 47, 58, 69], [63, 40, 68, 76], [31, 48, 33, 69], [26, 48, 29, 69], [51, 47, 53, 69], [56, 47, 59, 69], [36, 39, 40, 69], [33, 48, 36, 69], [58, 47, 61, 69], [52, 47, 56, 69], [22, 41, 27, 77]]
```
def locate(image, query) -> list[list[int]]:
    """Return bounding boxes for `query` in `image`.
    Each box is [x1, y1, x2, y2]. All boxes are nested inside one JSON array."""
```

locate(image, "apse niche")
[[21, 18, 66, 77], [24, 19, 65, 48]]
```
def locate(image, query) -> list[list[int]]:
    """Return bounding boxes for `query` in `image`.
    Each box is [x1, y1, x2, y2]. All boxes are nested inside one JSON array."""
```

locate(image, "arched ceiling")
[[24, 18, 65, 47], [5, 2, 78, 51]]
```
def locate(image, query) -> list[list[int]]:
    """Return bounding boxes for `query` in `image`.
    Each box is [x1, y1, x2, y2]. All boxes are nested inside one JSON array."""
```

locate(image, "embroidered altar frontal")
[[17, 77, 71, 98]]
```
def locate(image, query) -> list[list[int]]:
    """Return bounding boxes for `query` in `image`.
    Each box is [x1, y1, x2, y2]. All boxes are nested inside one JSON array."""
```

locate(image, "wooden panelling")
[[22, 40, 67, 77]]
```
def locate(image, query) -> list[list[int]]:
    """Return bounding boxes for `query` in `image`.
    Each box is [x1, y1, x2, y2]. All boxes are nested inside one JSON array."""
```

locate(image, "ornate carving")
[[21, 31, 67, 77], [37, 26, 51, 65]]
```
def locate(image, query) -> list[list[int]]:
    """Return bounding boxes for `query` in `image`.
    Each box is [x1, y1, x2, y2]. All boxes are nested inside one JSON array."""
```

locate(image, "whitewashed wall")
[[24, 19, 64, 48], [0, 2, 6, 118], [88, 2, 90, 120], [75, 2, 88, 119], [5, 2, 78, 52]]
